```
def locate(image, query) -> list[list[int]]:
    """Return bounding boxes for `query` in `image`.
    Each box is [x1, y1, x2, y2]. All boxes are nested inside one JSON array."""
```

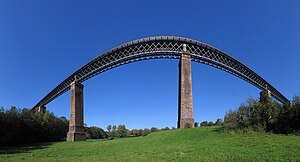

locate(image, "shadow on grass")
[[0, 142, 53, 155], [211, 126, 222, 133]]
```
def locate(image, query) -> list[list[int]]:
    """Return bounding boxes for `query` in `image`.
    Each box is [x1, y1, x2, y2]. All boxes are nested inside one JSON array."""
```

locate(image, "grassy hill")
[[1, 127, 299, 161]]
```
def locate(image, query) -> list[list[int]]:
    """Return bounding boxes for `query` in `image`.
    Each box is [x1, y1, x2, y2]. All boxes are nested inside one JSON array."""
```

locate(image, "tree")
[[194, 122, 199, 127], [208, 121, 214, 126], [142, 128, 151, 136], [274, 95, 300, 134], [221, 96, 300, 134], [150, 127, 158, 132], [111, 125, 117, 137], [0, 106, 69, 146], [87, 126, 98, 139], [107, 125, 112, 133], [215, 118, 223, 126], [86, 126, 108, 139], [200, 121, 208, 127], [292, 95, 300, 106], [116, 125, 127, 138], [131, 129, 143, 136], [161, 127, 170, 131]]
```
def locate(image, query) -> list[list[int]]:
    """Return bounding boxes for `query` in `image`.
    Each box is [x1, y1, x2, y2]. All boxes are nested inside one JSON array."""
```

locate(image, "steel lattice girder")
[[33, 36, 289, 109]]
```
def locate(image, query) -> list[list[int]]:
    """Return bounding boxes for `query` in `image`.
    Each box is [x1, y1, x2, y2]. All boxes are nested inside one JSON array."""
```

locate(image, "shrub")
[[86, 126, 108, 139], [222, 95, 300, 135]]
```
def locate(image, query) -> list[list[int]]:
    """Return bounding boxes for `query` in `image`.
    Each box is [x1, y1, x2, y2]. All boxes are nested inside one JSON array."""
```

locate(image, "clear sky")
[[0, 0, 299, 130]]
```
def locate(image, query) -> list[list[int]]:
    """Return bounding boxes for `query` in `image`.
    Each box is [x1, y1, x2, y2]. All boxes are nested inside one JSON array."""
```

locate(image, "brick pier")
[[178, 44, 194, 128], [67, 80, 86, 141]]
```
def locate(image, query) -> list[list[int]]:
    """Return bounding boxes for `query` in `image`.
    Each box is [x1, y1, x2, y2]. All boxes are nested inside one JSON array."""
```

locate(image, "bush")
[[86, 126, 108, 139], [222, 95, 300, 135]]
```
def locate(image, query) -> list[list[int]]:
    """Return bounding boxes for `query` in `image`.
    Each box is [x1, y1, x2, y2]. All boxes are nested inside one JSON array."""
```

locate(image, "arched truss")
[[33, 36, 289, 108]]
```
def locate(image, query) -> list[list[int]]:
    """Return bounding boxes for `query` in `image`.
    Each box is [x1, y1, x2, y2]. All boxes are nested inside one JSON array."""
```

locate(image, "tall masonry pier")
[[178, 44, 194, 128], [67, 78, 86, 141]]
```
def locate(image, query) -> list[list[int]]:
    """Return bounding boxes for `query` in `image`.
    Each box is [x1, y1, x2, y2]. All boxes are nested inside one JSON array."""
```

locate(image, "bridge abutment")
[[260, 89, 271, 104], [178, 45, 194, 128], [37, 105, 46, 113], [67, 80, 86, 142]]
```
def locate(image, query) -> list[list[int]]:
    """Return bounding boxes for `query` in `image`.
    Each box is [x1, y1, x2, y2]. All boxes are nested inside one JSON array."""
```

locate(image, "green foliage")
[[0, 107, 68, 146], [111, 125, 117, 137], [142, 128, 151, 136], [215, 118, 223, 126], [131, 129, 143, 136], [86, 126, 108, 139], [106, 125, 112, 133], [112, 125, 116, 131], [106, 125, 155, 138], [200, 121, 208, 127], [200, 119, 222, 127], [207, 121, 214, 126], [1, 127, 299, 161], [160, 127, 170, 131], [222, 96, 300, 134], [223, 109, 238, 131], [194, 122, 199, 127], [116, 125, 127, 138], [273, 96, 300, 134], [150, 127, 158, 132]]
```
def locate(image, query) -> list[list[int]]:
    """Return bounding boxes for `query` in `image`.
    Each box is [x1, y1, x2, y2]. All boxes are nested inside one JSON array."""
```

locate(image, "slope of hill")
[[1, 127, 299, 161]]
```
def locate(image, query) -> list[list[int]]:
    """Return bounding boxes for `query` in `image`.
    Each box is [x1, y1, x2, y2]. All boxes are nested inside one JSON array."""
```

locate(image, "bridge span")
[[33, 36, 290, 141]]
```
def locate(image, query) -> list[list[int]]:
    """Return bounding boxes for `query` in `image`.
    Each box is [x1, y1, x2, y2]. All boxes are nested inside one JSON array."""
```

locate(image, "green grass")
[[1, 127, 299, 161]]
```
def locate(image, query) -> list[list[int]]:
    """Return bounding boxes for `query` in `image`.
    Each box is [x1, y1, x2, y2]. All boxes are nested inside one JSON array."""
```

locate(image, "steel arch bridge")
[[34, 36, 289, 108], [33, 36, 289, 141]]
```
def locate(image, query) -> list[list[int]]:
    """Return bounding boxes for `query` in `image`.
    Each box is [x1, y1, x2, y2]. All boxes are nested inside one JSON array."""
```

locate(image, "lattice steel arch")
[[33, 36, 289, 109]]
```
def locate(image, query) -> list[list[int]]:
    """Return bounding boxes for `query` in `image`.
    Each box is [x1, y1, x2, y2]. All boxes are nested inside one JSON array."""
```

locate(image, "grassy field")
[[0, 127, 299, 161]]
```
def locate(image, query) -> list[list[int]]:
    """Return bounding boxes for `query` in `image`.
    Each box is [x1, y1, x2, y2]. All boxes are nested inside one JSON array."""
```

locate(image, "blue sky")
[[0, 1, 299, 129]]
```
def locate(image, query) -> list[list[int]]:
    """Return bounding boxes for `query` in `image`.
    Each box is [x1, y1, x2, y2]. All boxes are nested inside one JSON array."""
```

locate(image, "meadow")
[[0, 127, 299, 161]]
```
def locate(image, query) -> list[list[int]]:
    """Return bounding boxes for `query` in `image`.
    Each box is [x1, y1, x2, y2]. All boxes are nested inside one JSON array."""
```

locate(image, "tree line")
[[194, 118, 223, 128], [86, 124, 175, 139], [0, 107, 68, 146], [1, 93, 298, 146], [0, 106, 176, 146], [222, 93, 300, 134]]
